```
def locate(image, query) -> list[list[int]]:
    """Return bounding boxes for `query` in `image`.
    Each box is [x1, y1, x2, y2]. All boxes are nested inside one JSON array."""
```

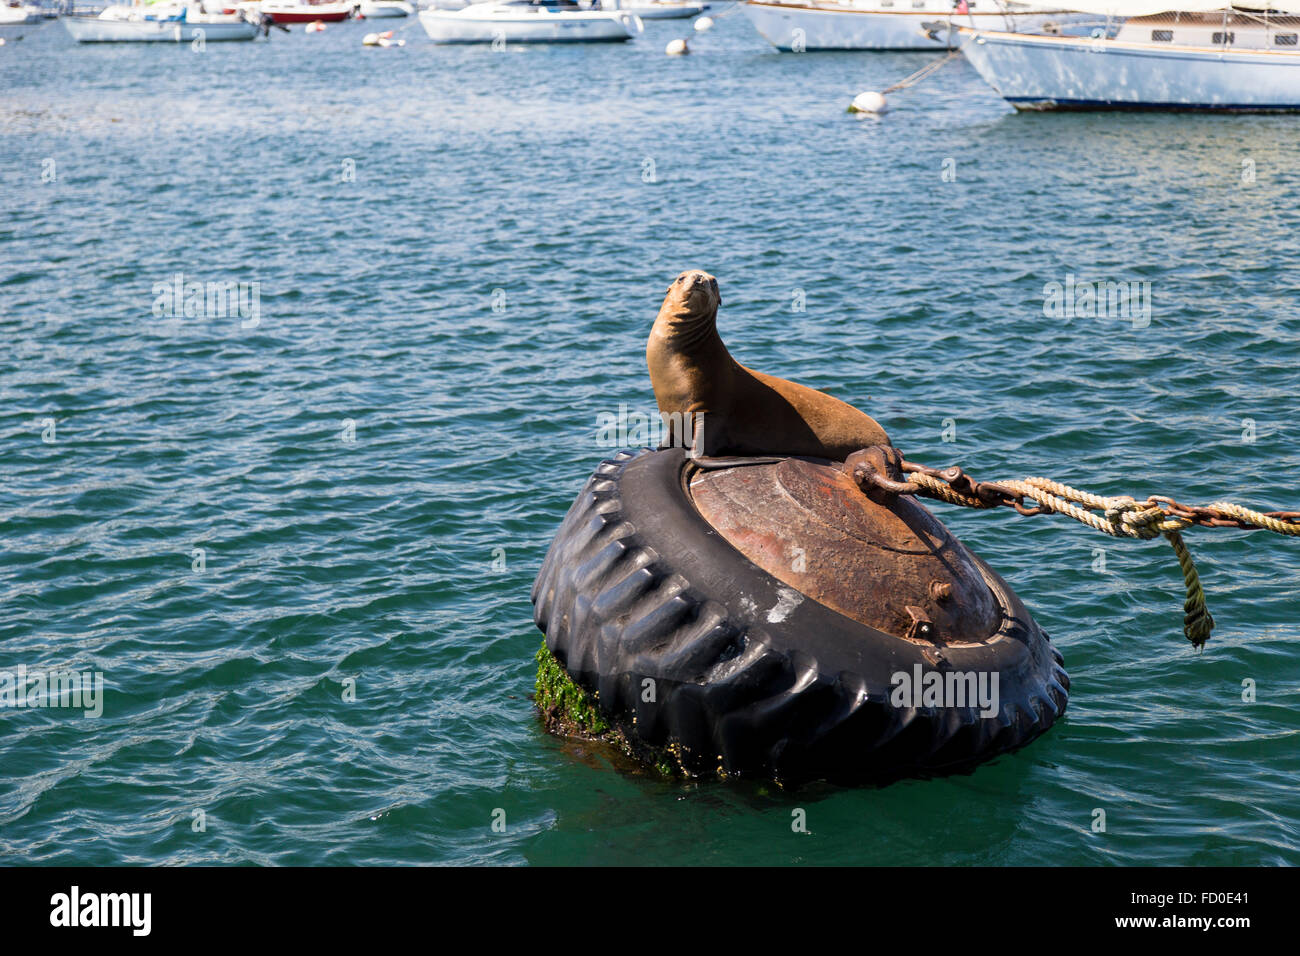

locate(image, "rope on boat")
[[704, 0, 748, 19], [860, 459, 1300, 650], [882, 48, 962, 94]]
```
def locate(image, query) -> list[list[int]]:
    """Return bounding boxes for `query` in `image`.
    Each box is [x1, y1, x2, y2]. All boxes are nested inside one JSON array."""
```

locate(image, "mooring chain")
[[895, 462, 1300, 535], [846, 446, 1300, 651]]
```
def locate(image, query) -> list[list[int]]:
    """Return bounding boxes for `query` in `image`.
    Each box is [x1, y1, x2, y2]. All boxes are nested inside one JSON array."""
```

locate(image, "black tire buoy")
[[532, 448, 1069, 784]]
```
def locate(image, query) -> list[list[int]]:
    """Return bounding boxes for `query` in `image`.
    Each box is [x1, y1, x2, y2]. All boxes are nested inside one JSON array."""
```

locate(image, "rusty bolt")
[[843, 445, 910, 504], [904, 605, 936, 643]]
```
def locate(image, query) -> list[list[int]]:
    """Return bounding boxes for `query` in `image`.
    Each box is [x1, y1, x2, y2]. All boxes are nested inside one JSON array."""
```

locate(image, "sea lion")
[[647, 270, 891, 460]]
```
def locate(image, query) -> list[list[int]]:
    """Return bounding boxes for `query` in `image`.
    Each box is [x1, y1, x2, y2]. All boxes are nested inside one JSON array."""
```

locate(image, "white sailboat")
[[63, 1, 263, 41], [958, 3, 1300, 109], [742, 0, 1099, 51], [0, 1, 44, 36], [419, 0, 645, 42]]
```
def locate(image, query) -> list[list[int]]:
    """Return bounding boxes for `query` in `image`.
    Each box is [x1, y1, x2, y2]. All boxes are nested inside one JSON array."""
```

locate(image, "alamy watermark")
[[50, 886, 150, 936], [1042, 274, 1151, 329], [0, 665, 104, 718], [596, 403, 703, 456], [889, 665, 999, 718], [152, 272, 260, 329]]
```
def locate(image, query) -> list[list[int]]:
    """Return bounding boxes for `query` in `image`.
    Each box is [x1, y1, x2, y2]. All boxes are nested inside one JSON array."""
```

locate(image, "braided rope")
[[904, 472, 993, 509], [1166, 530, 1214, 649], [883, 50, 962, 94], [1207, 501, 1300, 536], [894, 467, 1299, 650]]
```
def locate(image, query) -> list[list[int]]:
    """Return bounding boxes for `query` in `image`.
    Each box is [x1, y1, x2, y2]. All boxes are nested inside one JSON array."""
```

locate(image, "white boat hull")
[[359, 0, 414, 16], [258, 1, 354, 21], [742, 2, 1096, 51], [418, 6, 641, 42], [0, 4, 41, 32], [961, 29, 1300, 111], [617, 1, 706, 19], [63, 15, 260, 41]]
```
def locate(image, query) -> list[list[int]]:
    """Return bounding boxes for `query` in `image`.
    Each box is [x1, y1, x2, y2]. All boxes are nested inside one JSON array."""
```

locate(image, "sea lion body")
[[647, 270, 890, 460]]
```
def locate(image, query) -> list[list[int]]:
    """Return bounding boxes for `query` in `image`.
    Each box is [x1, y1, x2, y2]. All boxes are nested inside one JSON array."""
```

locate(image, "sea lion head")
[[658, 270, 721, 331]]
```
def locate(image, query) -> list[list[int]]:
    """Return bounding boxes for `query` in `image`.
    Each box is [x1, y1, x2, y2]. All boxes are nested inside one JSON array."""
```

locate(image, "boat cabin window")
[[1276, 33, 1298, 45], [912, 0, 924, 8], [1150, 29, 1172, 41], [880, 0, 892, 6], [1212, 31, 1234, 45]]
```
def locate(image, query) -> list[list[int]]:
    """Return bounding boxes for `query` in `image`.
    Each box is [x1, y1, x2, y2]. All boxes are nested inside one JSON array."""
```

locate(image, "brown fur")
[[646, 270, 890, 459]]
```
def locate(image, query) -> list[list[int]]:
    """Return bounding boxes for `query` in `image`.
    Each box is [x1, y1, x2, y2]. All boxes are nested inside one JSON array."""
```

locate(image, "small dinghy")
[[63, 2, 261, 42], [418, 0, 644, 43]]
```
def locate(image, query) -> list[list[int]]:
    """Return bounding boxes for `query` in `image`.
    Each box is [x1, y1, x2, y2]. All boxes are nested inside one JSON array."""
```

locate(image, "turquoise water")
[[2, 14, 1298, 866]]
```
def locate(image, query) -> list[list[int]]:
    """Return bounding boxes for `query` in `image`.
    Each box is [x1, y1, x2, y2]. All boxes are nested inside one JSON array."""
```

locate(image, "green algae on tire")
[[534, 641, 608, 736], [534, 642, 686, 779]]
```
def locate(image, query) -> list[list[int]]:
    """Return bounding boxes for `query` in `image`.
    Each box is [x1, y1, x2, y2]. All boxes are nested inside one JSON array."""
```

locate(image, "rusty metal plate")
[[688, 458, 1000, 645]]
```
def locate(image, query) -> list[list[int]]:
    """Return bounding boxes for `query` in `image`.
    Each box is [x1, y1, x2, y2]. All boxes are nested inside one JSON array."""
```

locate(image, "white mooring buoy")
[[848, 91, 889, 114], [694, 15, 714, 31], [666, 37, 689, 56], [363, 30, 402, 47]]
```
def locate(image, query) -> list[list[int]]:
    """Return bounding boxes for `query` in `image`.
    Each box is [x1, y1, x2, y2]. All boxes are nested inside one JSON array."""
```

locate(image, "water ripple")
[[1, 16, 1297, 866]]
